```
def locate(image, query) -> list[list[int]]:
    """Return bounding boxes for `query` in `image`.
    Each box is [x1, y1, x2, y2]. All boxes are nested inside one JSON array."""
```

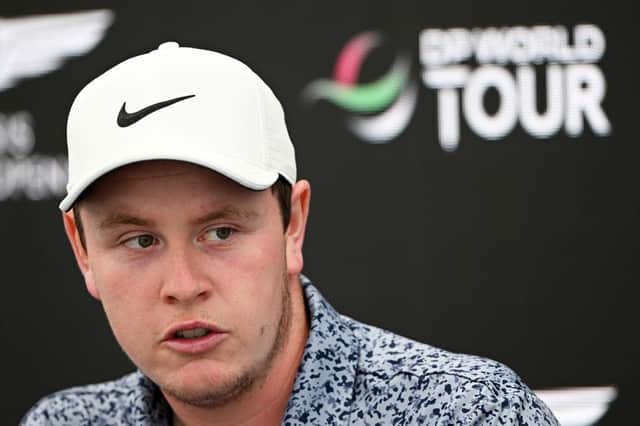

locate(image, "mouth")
[[161, 321, 228, 354], [173, 327, 212, 339]]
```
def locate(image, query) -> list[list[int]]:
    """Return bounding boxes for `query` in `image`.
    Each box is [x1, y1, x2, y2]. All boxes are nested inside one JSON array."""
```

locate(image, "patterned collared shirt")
[[23, 277, 558, 425]]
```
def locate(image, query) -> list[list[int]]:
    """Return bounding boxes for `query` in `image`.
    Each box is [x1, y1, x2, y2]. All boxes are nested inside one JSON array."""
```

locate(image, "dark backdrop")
[[1, 1, 637, 424]]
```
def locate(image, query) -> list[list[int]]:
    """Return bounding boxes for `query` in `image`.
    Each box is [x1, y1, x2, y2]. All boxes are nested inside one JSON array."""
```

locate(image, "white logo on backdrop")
[[304, 24, 610, 150], [534, 385, 617, 426], [420, 24, 611, 151], [0, 9, 114, 92], [0, 111, 67, 201], [0, 10, 113, 201]]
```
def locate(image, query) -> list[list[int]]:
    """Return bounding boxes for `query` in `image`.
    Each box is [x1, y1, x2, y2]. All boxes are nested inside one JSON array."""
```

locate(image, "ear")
[[285, 180, 311, 276], [63, 209, 101, 300]]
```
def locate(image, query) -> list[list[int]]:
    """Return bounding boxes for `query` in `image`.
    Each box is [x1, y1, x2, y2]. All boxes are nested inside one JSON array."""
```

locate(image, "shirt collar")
[[283, 275, 360, 422]]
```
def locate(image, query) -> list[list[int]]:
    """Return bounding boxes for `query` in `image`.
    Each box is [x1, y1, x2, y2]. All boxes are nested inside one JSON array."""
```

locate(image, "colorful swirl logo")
[[302, 31, 418, 143]]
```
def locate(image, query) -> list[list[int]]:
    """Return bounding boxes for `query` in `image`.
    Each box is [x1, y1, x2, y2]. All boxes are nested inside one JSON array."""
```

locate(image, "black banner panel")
[[2, 1, 637, 424]]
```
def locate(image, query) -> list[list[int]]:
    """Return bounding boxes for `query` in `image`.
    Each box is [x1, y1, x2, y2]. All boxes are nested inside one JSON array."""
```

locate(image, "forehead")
[[80, 160, 260, 211]]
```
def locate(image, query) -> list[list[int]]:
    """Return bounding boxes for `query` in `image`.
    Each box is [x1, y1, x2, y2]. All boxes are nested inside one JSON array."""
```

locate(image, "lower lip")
[[162, 332, 228, 354]]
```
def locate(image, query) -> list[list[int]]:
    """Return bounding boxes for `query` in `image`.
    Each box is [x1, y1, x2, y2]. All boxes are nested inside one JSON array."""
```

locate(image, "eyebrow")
[[191, 205, 258, 225], [99, 213, 154, 230], [98, 205, 258, 230]]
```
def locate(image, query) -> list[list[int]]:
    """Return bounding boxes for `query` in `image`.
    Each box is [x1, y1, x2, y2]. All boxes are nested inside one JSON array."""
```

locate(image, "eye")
[[124, 234, 156, 249], [203, 227, 234, 241]]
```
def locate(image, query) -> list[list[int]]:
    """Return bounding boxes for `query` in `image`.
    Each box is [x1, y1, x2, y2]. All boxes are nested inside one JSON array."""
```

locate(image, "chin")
[[154, 359, 260, 408]]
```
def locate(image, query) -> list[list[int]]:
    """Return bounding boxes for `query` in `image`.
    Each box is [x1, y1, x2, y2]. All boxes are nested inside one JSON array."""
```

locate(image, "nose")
[[160, 247, 210, 305]]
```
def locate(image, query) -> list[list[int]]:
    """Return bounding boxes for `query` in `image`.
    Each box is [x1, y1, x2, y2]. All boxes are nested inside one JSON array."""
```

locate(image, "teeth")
[[175, 328, 209, 339]]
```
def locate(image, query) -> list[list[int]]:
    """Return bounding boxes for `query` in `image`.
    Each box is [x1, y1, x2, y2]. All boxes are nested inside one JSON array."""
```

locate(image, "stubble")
[[163, 273, 293, 408]]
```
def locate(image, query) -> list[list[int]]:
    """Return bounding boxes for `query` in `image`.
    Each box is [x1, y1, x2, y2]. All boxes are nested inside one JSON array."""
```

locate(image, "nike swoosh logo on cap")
[[117, 94, 195, 127]]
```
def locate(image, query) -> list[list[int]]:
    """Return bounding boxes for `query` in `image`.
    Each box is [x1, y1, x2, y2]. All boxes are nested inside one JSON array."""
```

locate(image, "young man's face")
[[64, 160, 308, 406]]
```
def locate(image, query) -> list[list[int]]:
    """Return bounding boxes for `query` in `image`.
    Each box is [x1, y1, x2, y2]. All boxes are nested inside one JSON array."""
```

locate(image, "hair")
[[73, 175, 292, 251], [272, 175, 292, 229]]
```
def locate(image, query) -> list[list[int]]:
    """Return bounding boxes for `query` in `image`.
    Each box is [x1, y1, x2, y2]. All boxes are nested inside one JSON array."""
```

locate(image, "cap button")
[[158, 41, 180, 50]]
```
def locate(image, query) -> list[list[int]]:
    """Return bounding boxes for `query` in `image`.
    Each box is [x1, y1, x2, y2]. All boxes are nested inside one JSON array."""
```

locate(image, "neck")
[[168, 276, 309, 426]]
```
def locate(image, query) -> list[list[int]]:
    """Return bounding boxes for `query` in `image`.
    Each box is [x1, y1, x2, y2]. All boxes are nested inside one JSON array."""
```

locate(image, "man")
[[23, 42, 558, 425]]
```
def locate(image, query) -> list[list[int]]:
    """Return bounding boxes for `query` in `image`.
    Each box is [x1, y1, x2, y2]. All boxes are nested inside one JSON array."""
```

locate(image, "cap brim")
[[59, 153, 279, 212]]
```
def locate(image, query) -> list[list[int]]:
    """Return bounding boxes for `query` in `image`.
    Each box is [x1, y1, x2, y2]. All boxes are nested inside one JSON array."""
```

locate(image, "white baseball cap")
[[59, 41, 296, 212]]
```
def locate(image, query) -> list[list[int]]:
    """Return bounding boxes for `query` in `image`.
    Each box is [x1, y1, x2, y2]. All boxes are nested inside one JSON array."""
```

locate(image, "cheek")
[[92, 256, 155, 303], [214, 235, 287, 329], [89, 256, 159, 351]]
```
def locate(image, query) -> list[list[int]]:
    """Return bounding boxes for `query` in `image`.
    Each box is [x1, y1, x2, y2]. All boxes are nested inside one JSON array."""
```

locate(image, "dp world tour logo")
[[302, 31, 418, 143]]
